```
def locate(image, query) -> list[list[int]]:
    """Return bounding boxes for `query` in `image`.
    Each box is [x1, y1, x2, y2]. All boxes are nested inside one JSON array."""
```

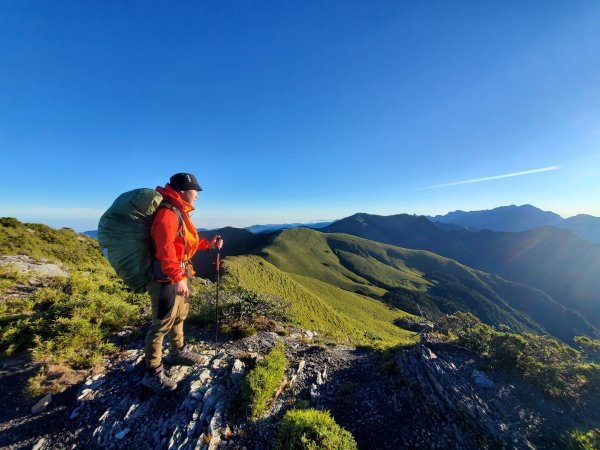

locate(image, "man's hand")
[[210, 235, 223, 250], [176, 278, 189, 298]]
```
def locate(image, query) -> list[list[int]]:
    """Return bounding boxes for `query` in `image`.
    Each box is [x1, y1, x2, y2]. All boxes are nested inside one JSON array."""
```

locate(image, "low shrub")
[[0, 263, 29, 292], [563, 428, 600, 450], [436, 312, 600, 399], [220, 288, 291, 324], [575, 336, 600, 363], [188, 287, 290, 337], [274, 408, 357, 450], [394, 315, 433, 333], [240, 340, 286, 419]]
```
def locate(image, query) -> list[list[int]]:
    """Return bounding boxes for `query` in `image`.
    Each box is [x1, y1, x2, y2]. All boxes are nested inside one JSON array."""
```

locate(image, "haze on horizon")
[[1, 2, 599, 231]]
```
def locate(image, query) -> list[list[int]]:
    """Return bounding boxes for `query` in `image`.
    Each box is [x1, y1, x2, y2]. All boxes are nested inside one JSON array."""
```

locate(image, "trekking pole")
[[215, 247, 221, 357]]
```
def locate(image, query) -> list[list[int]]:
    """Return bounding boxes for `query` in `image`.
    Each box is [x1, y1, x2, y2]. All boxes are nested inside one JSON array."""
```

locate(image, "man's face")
[[180, 189, 198, 205]]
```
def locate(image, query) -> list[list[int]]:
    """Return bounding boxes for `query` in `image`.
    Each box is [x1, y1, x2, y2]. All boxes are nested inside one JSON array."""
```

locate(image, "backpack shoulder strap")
[[159, 202, 185, 238], [158, 202, 188, 259]]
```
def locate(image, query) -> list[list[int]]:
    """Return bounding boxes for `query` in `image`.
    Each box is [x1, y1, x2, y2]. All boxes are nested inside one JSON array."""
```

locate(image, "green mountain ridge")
[[240, 228, 597, 343], [322, 212, 600, 329]]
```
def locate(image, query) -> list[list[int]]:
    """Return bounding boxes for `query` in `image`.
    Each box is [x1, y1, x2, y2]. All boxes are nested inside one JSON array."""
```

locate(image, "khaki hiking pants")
[[144, 278, 191, 369]]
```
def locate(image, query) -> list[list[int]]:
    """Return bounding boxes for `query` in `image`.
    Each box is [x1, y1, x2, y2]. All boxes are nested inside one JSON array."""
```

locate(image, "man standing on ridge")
[[142, 172, 223, 395]]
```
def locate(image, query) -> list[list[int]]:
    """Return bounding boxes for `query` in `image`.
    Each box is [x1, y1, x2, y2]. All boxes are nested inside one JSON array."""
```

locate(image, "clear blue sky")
[[1, 1, 599, 231]]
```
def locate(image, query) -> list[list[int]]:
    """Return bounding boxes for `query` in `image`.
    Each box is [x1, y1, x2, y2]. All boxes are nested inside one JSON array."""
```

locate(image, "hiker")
[[142, 173, 223, 395]]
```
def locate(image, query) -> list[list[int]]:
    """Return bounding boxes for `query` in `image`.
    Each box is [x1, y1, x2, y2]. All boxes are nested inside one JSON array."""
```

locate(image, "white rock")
[[115, 428, 130, 440], [84, 377, 105, 390], [31, 393, 52, 414], [187, 420, 198, 436], [169, 365, 192, 381], [0, 255, 68, 278], [32, 437, 46, 450], [190, 379, 204, 391], [208, 438, 221, 449], [195, 434, 207, 450], [123, 403, 139, 421], [77, 389, 93, 401], [230, 360, 245, 385], [199, 369, 212, 384], [298, 360, 306, 372], [231, 359, 245, 374], [310, 383, 319, 401]]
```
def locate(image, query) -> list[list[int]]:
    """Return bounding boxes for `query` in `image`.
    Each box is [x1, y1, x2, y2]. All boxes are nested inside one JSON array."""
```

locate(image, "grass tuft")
[[240, 340, 287, 419], [274, 408, 357, 450]]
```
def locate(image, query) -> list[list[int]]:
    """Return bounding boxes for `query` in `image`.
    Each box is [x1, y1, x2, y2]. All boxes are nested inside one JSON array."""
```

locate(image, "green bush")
[[575, 336, 600, 362], [0, 263, 29, 292], [240, 340, 286, 419], [436, 312, 600, 399], [563, 428, 600, 450], [220, 288, 291, 323], [274, 409, 357, 450], [188, 286, 290, 337]]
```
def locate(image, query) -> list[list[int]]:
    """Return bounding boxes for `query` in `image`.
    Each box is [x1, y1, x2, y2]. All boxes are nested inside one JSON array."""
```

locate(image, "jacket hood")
[[156, 184, 195, 213]]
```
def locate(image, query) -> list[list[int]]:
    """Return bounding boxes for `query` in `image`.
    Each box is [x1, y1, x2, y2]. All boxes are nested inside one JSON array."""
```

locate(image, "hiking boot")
[[142, 365, 177, 395], [163, 344, 206, 366]]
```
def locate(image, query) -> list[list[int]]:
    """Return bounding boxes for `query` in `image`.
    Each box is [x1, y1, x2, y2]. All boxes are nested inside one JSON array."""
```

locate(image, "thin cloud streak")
[[415, 166, 561, 191]]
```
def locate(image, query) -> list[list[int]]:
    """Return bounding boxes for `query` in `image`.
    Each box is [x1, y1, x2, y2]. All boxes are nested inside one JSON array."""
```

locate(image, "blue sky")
[[1, 1, 599, 231]]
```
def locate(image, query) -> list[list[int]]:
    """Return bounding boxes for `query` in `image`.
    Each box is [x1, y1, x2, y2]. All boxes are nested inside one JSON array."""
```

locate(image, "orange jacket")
[[152, 184, 210, 282]]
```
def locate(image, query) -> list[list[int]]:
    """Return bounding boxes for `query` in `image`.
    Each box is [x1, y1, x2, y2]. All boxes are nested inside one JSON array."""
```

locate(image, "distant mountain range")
[[83, 230, 98, 239], [85, 221, 332, 238], [246, 221, 332, 234], [86, 204, 600, 242], [430, 204, 600, 243]]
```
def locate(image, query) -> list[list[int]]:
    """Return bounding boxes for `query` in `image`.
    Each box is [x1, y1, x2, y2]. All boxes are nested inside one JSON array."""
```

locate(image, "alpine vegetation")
[[0, 218, 147, 394]]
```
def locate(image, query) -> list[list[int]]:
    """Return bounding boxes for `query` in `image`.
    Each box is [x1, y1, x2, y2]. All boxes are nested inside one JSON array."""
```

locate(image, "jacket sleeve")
[[197, 237, 211, 251], [152, 208, 185, 282]]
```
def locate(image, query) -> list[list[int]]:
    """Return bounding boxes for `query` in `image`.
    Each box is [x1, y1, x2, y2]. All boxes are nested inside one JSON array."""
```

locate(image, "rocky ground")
[[0, 325, 591, 450]]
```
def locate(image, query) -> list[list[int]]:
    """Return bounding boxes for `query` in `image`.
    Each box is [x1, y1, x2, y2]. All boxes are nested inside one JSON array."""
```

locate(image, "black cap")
[[169, 173, 203, 191]]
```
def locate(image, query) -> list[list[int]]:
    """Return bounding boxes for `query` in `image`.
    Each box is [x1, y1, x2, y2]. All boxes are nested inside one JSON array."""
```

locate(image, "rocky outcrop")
[[0, 328, 582, 450], [0, 255, 69, 279], [396, 342, 541, 449], [71, 349, 246, 450]]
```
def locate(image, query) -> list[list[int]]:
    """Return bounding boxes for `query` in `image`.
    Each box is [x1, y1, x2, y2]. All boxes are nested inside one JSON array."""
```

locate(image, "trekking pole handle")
[[211, 235, 223, 250]]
